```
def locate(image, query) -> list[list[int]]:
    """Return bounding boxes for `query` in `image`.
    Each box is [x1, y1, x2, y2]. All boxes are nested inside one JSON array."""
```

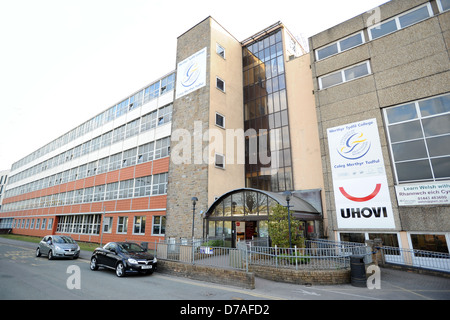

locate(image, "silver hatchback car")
[[36, 235, 80, 260]]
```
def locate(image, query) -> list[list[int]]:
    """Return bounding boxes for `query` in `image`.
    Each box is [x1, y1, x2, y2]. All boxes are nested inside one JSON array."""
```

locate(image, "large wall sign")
[[327, 119, 395, 229], [175, 47, 207, 99]]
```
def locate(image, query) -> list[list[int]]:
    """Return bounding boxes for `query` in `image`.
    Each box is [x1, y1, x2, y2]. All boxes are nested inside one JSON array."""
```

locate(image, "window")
[[122, 148, 137, 168], [129, 90, 143, 111], [93, 185, 105, 202], [384, 93, 450, 184], [152, 173, 168, 195], [97, 157, 109, 174], [141, 110, 158, 132], [134, 176, 152, 197], [369, 3, 433, 40], [133, 216, 146, 235], [144, 82, 160, 104], [113, 125, 126, 143], [103, 217, 113, 233], [86, 161, 97, 177], [438, 0, 450, 12], [158, 104, 173, 126], [216, 77, 225, 92], [154, 137, 170, 159], [152, 216, 166, 236], [119, 179, 134, 199], [215, 113, 225, 128], [47, 218, 53, 230], [315, 32, 365, 61], [160, 73, 175, 95], [216, 43, 226, 59], [125, 118, 140, 138], [105, 182, 119, 200], [318, 61, 371, 89], [411, 234, 449, 253], [109, 153, 122, 171], [138, 142, 155, 163], [117, 216, 128, 234], [215, 153, 225, 169], [101, 131, 112, 149]]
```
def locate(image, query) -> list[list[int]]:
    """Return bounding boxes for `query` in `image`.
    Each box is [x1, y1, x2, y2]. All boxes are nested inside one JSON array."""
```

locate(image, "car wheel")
[[115, 262, 125, 277], [90, 257, 99, 270], [36, 247, 41, 257], [48, 250, 53, 260]]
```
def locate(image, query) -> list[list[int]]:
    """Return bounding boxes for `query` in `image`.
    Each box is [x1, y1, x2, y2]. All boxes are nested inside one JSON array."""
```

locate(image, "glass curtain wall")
[[243, 28, 293, 192]]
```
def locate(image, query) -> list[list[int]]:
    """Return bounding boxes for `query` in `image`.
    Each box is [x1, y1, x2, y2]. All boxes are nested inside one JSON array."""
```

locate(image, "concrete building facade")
[[310, 0, 450, 252]]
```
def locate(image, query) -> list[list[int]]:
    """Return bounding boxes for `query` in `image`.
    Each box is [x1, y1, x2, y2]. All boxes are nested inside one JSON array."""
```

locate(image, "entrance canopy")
[[205, 188, 321, 221]]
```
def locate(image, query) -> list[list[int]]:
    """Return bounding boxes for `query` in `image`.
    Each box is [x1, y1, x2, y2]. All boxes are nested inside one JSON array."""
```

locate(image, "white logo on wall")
[[327, 119, 395, 229], [175, 47, 207, 99]]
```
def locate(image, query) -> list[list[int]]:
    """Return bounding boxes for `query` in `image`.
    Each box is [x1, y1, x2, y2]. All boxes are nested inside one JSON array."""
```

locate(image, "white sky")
[[0, 0, 389, 171]]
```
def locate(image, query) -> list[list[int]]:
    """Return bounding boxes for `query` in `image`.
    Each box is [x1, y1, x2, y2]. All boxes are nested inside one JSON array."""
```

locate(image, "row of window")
[[4, 137, 170, 200], [8, 103, 172, 186], [14, 217, 54, 231], [384, 93, 450, 184], [11, 214, 164, 237], [315, 2, 447, 62], [2, 173, 168, 212], [12, 73, 175, 172]]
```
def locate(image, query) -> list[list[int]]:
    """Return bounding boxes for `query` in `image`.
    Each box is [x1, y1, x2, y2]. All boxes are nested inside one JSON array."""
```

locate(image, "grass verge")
[[0, 234, 100, 252]]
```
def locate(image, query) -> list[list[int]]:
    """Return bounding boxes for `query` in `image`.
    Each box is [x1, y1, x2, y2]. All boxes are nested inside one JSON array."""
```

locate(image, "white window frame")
[[437, 0, 450, 12], [152, 216, 166, 236], [103, 217, 113, 234], [216, 43, 226, 59], [368, 3, 433, 41], [215, 112, 225, 129], [215, 153, 225, 169], [318, 60, 371, 90], [216, 77, 226, 92], [383, 93, 450, 184], [315, 31, 365, 61], [117, 216, 128, 234], [133, 216, 146, 235]]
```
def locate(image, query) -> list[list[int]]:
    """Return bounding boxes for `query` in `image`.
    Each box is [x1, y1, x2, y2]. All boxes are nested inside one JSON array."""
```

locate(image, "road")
[[1, 237, 450, 304]]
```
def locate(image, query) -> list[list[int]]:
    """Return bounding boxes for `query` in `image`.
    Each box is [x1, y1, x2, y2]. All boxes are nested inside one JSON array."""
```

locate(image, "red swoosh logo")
[[339, 184, 382, 202]]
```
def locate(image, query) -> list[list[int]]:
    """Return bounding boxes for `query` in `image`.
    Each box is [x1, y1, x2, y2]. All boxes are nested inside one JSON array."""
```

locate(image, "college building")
[[0, 0, 448, 253]]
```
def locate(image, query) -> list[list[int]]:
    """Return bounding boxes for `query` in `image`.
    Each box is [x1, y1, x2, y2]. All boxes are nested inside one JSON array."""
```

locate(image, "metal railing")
[[155, 238, 248, 272], [382, 246, 450, 273], [154, 238, 373, 272], [152, 238, 450, 274], [244, 239, 371, 270]]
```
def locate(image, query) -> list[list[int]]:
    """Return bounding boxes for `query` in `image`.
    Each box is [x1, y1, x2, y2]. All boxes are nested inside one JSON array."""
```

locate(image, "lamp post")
[[283, 191, 292, 248], [191, 197, 198, 239]]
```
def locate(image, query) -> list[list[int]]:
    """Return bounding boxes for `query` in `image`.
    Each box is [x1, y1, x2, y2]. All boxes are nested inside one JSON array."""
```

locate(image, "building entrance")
[[234, 221, 257, 245]]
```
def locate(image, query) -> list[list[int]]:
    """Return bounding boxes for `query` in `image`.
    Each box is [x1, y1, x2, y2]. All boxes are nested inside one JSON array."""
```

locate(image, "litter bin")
[[350, 255, 366, 287]]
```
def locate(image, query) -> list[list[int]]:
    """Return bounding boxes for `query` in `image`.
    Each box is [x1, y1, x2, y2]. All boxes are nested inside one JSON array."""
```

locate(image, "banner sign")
[[175, 47, 207, 99], [327, 119, 395, 229], [395, 181, 450, 206]]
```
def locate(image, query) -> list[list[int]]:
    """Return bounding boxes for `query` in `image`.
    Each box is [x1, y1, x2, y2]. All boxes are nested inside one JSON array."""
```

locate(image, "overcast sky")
[[0, 0, 389, 171]]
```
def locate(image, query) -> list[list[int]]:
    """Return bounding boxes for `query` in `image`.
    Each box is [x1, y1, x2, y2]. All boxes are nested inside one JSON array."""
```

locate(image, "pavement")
[[2, 237, 450, 300]]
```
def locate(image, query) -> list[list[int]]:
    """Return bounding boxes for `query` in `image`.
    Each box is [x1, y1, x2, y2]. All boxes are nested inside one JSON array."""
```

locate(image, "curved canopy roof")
[[205, 188, 321, 221]]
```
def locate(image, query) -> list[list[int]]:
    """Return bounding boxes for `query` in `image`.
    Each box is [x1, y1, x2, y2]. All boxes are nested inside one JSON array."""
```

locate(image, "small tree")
[[268, 204, 305, 248]]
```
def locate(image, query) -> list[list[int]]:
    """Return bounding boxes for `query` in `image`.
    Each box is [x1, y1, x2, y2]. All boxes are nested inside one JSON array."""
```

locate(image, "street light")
[[191, 197, 198, 239], [283, 191, 292, 248]]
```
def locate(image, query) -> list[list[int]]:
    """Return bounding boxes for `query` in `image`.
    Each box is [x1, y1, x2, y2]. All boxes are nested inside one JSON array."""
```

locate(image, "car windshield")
[[118, 243, 145, 253], [53, 236, 76, 244]]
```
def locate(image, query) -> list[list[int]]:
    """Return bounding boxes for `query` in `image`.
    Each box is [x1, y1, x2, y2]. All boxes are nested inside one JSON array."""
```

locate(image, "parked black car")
[[90, 242, 157, 277]]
